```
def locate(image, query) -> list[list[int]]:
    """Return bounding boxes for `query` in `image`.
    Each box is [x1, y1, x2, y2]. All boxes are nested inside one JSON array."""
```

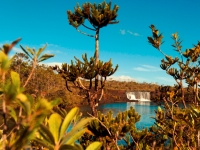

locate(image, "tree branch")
[[82, 24, 96, 31], [87, 112, 112, 136], [77, 78, 88, 90], [76, 28, 94, 37]]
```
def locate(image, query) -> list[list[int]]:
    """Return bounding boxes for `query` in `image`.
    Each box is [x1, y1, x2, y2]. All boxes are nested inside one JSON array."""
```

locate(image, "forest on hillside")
[[10, 52, 159, 107]]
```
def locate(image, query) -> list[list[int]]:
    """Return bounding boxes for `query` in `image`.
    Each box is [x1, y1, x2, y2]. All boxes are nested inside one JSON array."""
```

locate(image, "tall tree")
[[67, 0, 119, 90], [67, 0, 119, 63], [59, 1, 120, 116]]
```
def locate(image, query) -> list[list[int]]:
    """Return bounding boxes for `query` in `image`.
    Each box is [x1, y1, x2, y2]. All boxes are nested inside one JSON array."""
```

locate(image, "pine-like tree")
[[55, 1, 120, 116]]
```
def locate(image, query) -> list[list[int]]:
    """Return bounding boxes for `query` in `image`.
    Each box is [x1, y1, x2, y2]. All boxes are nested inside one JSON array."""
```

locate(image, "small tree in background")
[[147, 25, 200, 149], [20, 45, 54, 88], [148, 24, 200, 107], [56, 1, 119, 116]]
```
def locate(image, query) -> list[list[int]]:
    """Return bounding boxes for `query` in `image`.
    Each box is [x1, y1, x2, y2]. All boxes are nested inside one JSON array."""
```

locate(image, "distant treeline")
[[11, 53, 160, 107]]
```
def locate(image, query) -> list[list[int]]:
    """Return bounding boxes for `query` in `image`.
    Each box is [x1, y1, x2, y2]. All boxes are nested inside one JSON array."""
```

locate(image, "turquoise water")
[[80, 101, 158, 128]]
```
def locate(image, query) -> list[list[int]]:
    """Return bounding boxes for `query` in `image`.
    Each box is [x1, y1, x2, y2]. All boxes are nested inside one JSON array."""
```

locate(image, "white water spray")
[[126, 92, 150, 101]]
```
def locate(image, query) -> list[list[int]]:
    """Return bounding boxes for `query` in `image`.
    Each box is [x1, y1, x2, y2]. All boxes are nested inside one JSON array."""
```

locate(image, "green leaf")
[[59, 144, 78, 150], [50, 98, 61, 107], [26, 47, 35, 56], [36, 99, 53, 112], [61, 117, 93, 145], [49, 113, 62, 143], [65, 128, 87, 145], [34, 138, 54, 150], [59, 107, 79, 141], [0, 51, 11, 71], [20, 45, 33, 59], [86, 142, 102, 150], [36, 45, 47, 58], [11, 71, 20, 92], [17, 93, 31, 116], [38, 54, 55, 62], [7, 106, 17, 123], [74, 143, 84, 150], [39, 124, 55, 145]]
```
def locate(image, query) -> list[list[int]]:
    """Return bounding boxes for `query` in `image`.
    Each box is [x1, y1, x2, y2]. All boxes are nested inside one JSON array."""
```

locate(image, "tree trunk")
[[180, 79, 186, 108], [95, 29, 99, 91], [88, 92, 98, 117], [89, 28, 100, 117], [196, 82, 199, 105], [89, 99, 97, 117]]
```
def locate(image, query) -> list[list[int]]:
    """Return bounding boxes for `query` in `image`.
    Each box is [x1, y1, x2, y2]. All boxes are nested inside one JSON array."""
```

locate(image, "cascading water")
[[126, 92, 150, 101]]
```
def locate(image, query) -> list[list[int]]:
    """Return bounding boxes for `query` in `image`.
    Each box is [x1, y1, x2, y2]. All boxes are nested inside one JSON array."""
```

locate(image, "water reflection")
[[127, 102, 158, 128], [79, 102, 158, 128]]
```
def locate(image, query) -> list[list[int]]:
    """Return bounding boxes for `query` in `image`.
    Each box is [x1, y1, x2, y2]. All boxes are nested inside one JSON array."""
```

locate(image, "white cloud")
[[108, 75, 137, 82], [42, 62, 63, 67], [46, 43, 60, 47], [133, 64, 161, 72], [155, 76, 175, 83], [134, 33, 140, 36], [120, 29, 126, 35], [12, 47, 22, 53], [133, 67, 150, 71], [45, 49, 62, 54], [127, 30, 141, 36]]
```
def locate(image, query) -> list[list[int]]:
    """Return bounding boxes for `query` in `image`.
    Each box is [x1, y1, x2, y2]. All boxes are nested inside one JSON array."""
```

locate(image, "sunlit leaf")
[[38, 54, 55, 62], [86, 142, 102, 150], [36, 44, 47, 58], [49, 113, 62, 143], [65, 128, 87, 145], [7, 106, 18, 123], [39, 124, 55, 145], [59, 107, 79, 141], [61, 118, 93, 145], [59, 144, 78, 150], [11, 71, 20, 92], [0, 51, 11, 71]]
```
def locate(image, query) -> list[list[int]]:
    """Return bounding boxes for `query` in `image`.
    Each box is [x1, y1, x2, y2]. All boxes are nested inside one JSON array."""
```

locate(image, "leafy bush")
[[0, 39, 102, 150]]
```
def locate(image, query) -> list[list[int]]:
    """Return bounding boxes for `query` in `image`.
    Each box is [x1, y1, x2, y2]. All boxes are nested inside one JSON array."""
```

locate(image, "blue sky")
[[1, 0, 200, 85]]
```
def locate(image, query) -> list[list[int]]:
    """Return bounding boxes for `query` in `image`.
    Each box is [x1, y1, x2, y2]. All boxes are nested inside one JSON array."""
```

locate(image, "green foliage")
[[20, 45, 54, 88], [34, 107, 95, 150], [53, 53, 118, 116], [147, 25, 200, 149], [67, 1, 119, 29], [54, 54, 118, 91], [149, 105, 200, 149], [79, 106, 141, 150], [148, 24, 200, 106], [20, 44, 54, 63], [66, 1, 120, 116], [0, 40, 101, 150]]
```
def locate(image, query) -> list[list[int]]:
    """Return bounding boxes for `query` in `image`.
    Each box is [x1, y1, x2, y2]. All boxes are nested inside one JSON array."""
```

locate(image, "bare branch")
[[77, 78, 88, 90], [98, 89, 104, 102], [76, 28, 94, 37], [82, 24, 96, 31]]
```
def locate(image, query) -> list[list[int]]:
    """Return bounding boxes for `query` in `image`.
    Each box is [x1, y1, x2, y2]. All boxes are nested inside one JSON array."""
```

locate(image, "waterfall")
[[126, 92, 150, 101]]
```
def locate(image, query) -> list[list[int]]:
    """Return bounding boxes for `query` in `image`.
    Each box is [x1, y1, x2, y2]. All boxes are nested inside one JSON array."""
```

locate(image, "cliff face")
[[100, 89, 128, 104], [100, 89, 154, 103], [100, 90, 162, 104]]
